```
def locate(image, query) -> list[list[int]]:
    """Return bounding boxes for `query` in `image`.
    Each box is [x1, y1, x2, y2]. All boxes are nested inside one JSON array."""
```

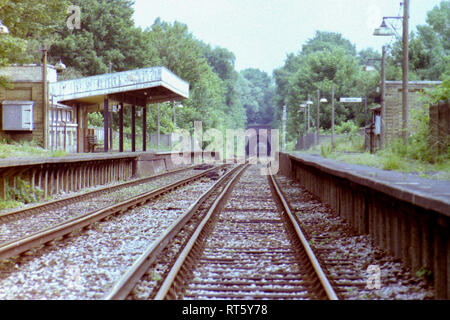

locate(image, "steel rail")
[[154, 164, 249, 300], [0, 165, 225, 261], [105, 164, 245, 300], [0, 164, 205, 221], [268, 174, 339, 300]]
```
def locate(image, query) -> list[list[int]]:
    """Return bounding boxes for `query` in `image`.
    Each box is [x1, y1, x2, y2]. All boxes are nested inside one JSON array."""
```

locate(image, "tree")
[[274, 31, 379, 146], [201, 44, 247, 128], [143, 19, 241, 134], [0, 0, 68, 87], [240, 69, 274, 125], [50, 0, 153, 76], [387, 1, 449, 81], [301, 31, 357, 57]]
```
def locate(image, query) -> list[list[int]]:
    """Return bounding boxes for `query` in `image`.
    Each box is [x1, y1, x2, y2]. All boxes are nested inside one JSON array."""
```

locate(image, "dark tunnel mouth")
[[245, 139, 272, 157], [244, 126, 273, 157]]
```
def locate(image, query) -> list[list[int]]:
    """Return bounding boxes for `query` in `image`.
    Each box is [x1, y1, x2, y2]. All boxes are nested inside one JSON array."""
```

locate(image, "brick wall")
[[0, 82, 45, 146], [429, 101, 449, 155], [384, 81, 442, 144]]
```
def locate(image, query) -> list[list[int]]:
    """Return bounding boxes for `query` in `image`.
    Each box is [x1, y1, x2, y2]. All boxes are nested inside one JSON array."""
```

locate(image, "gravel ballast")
[[0, 168, 211, 244], [0, 175, 222, 300], [275, 174, 434, 300]]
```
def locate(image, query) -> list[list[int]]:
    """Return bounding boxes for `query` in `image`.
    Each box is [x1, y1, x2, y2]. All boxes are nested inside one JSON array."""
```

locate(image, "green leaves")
[[274, 31, 382, 146], [49, 0, 150, 76], [0, 0, 68, 78], [239, 69, 274, 126], [387, 1, 449, 81]]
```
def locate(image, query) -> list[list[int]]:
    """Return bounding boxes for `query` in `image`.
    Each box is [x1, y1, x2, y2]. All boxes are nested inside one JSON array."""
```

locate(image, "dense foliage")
[[273, 1, 449, 147], [0, 0, 448, 148]]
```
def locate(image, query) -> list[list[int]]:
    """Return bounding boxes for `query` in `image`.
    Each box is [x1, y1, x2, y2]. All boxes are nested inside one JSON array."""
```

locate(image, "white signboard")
[[340, 97, 363, 103], [375, 115, 381, 135]]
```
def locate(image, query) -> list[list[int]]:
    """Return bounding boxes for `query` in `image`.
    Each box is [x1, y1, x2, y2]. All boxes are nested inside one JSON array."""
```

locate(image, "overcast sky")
[[133, 0, 444, 74]]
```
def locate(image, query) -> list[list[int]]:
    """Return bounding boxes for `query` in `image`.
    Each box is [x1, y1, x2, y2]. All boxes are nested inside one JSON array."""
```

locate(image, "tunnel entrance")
[[245, 125, 272, 158]]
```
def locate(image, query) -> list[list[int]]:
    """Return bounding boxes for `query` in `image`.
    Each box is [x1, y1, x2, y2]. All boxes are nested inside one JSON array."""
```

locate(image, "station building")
[[0, 64, 189, 153]]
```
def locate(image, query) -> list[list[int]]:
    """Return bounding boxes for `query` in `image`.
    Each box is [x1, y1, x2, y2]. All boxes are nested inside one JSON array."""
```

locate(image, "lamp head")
[[363, 65, 376, 72], [55, 59, 67, 72], [373, 19, 394, 36], [0, 19, 9, 35]]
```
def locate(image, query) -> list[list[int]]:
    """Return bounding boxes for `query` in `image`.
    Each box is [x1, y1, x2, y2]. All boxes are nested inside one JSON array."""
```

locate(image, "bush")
[[335, 120, 359, 135], [320, 143, 332, 158], [381, 153, 404, 171], [0, 200, 23, 210], [6, 178, 43, 204]]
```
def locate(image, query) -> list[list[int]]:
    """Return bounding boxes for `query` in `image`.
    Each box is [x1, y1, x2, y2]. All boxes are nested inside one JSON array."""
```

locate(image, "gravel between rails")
[[127, 166, 243, 300], [132, 165, 322, 300], [0, 167, 213, 244], [0, 173, 227, 300], [275, 174, 435, 300], [180, 165, 316, 300]]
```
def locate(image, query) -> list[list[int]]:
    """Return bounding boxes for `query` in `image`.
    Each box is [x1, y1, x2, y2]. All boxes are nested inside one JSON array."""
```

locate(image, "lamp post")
[[55, 59, 66, 73], [374, 0, 409, 144], [331, 86, 335, 150], [299, 103, 307, 149], [40, 45, 49, 149], [402, 0, 409, 144], [173, 102, 183, 127], [282, 104, 287, 151], [306, 95, 313, 132], [315, 90, 328, 146], [316, 90, 320, 146]]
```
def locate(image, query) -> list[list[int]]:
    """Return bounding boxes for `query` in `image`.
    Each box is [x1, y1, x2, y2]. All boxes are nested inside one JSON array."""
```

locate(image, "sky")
[[133, 0, 444, 75]]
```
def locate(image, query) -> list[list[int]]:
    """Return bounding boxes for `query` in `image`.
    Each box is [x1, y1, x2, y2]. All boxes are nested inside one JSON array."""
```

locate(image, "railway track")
[[0, 164, 205, 224], [0, 164, 225, 262], [108, 163, 338, 300], [274, 174, 435, 300], [106, 163, 246, 300]]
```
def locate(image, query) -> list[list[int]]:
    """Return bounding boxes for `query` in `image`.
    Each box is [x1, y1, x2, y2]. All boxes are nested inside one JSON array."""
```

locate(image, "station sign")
[[340, 97, 363, 103]]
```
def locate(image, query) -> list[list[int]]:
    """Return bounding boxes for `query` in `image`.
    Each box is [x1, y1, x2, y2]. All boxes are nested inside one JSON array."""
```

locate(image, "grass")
[[295, 134, 450, 181], [0, 140, 68, 159], [0, 140, 68, 210], [0, 200, 23, 210]]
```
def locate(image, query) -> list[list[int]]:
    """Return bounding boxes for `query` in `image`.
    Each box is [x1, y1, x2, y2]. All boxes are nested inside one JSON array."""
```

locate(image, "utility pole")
[[307, 94, 311, 132], [282, 105, 287, 151], [331, 86, 335, 150], [41, 45, 49, 150], [381, 45, 386, 148], [402, 0, 409, 144], [316, 90, 320, 146]]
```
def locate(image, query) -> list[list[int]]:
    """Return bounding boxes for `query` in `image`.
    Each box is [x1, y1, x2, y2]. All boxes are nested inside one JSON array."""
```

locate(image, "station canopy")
[[49, 66, 189, 107]]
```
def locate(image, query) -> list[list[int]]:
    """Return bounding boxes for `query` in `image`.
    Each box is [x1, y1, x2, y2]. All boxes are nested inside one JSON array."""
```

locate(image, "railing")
[[0, 154, 139, 201]]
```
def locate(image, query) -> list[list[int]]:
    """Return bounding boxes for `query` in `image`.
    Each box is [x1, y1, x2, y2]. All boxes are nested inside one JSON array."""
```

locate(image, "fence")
[[429, 101, 449, 155]]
